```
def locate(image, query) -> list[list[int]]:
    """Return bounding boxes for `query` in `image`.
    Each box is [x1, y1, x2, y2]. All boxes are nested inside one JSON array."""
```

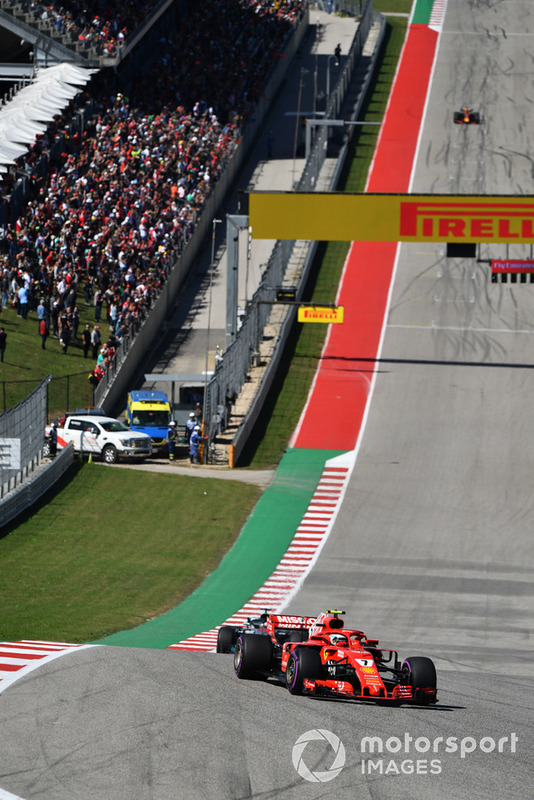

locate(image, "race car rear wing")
[[266, 614, 316, 634]]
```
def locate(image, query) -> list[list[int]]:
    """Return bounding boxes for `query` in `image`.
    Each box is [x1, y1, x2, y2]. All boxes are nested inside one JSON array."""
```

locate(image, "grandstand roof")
[[0, 63, 96, 166]]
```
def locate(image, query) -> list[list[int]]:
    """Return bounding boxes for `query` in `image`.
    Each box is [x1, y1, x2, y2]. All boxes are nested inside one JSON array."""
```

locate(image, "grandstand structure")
[[0, 0, 378, 524], [0, 0, 174, 66]]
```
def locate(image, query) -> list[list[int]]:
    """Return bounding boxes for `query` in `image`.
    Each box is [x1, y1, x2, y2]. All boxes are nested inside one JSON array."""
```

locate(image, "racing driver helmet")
[[329, 633, 348, 647]]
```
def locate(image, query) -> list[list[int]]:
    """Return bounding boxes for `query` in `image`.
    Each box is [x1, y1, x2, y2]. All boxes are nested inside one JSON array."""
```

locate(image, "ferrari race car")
[[216, 610, 271, 653], [232, 610, 438, 704], [453, 107, 480, 124]]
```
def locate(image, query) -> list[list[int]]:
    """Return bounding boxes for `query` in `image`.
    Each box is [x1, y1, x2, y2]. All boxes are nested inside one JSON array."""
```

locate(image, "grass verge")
[[0, 463, 261, 642]]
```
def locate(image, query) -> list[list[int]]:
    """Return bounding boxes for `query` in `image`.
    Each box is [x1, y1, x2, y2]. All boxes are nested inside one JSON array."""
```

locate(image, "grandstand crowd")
[[4, 0, 160, 57], [0, 0, 305, 376]]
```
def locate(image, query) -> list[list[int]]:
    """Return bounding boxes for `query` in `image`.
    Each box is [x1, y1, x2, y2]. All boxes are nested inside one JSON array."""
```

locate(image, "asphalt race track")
[[1, 2, 534, 799], [0, 645, 531, 800]]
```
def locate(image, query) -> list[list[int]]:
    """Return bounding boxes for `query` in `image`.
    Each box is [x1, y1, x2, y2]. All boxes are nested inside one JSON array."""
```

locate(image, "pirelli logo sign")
[[400, 200, 534, 241], [297, 305, 344, 323], [249, 193, 534, 244]]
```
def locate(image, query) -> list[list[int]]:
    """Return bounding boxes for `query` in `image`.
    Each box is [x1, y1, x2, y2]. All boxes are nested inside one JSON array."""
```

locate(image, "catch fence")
[[0, 374, 49, 499]]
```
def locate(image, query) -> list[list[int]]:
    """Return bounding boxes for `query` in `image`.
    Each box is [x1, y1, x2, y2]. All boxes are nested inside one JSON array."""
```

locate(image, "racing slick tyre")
[[285, 647, 323, 695], [217, 626, 237, 653], [453, 112, 462, 123], [234, 634, 273, 679], [102, 444, 118, 464], [401, 657, 437, 703]]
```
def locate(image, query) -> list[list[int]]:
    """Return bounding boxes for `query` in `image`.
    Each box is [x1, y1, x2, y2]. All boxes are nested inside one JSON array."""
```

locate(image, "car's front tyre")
[[401, 656, 437, 703], [285, 647, 323, 695], [217, 626, 237, 654]]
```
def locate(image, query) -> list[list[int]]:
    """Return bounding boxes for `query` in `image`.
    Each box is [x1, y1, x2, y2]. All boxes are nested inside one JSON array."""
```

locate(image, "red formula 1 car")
[[233, 610, 438, 704], [453, 107, 480, 124]]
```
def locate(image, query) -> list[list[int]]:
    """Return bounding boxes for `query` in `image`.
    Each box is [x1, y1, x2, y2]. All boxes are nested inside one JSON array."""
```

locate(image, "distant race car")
[[454, 107, 480, 124], [216, 610, 271, 653], [232, 610, 438, 704]]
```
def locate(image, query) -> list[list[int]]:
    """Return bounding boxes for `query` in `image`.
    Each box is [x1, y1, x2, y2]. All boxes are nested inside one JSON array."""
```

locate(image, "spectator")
[[82, 324, 91, 358], [60, 318, 71, 353], [0, 271, 8, 309], [96, 345, 107, 365], [71, 305, 80, 338], [46, 421, 58, 458], [91, 324, 101, 359], [51, 299, 60, 337], [0, 327, 6, 362], [94, 288, 103, 322], [18, 284, 29, 319], [37, 297, 46, 324], [39, 317, 48, 349], [88, 363, 105, 386]]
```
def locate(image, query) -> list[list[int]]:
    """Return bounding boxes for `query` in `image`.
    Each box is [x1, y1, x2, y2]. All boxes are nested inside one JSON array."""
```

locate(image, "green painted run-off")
[[411, 0, 434, 25], [95, 448, 345, 649]]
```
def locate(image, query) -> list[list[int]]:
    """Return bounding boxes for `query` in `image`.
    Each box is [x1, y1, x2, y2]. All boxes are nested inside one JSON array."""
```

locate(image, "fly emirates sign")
[[249, 193, 534, 244]]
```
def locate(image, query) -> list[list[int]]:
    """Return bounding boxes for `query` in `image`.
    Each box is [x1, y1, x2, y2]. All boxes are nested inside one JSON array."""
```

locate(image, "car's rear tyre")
[[102, 445, 118, 464], [217, 626, 237, 654], [401, 656, 437, 703], [233, 634, 273, 679], [285, 646, 323, 695]]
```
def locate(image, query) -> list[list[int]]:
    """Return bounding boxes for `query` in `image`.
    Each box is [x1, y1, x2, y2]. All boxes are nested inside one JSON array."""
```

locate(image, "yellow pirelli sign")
[[249, 193, 534, 243], [297, 305, 344, 323]]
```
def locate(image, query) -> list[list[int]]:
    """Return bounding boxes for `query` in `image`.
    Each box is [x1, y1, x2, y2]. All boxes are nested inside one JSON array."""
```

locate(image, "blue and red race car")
[[453, 107, 480, 124], [232, 610, 438, 704], [217, 610, 270, 653]]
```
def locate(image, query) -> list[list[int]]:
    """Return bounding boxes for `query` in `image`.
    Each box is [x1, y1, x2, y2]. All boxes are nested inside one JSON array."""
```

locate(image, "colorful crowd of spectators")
[[0, 0, 306, 379], [7, 0, 304, 60], [7, 0, 160, 57]]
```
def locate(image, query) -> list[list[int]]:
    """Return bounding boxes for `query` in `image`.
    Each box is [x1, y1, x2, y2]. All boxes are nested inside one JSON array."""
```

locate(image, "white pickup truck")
[[44, 411, 153, 463]]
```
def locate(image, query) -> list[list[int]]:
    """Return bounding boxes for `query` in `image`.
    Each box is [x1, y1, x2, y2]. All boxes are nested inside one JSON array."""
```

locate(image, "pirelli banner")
[[249, 193, 534, 243], [297, 305, 344, 323]]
